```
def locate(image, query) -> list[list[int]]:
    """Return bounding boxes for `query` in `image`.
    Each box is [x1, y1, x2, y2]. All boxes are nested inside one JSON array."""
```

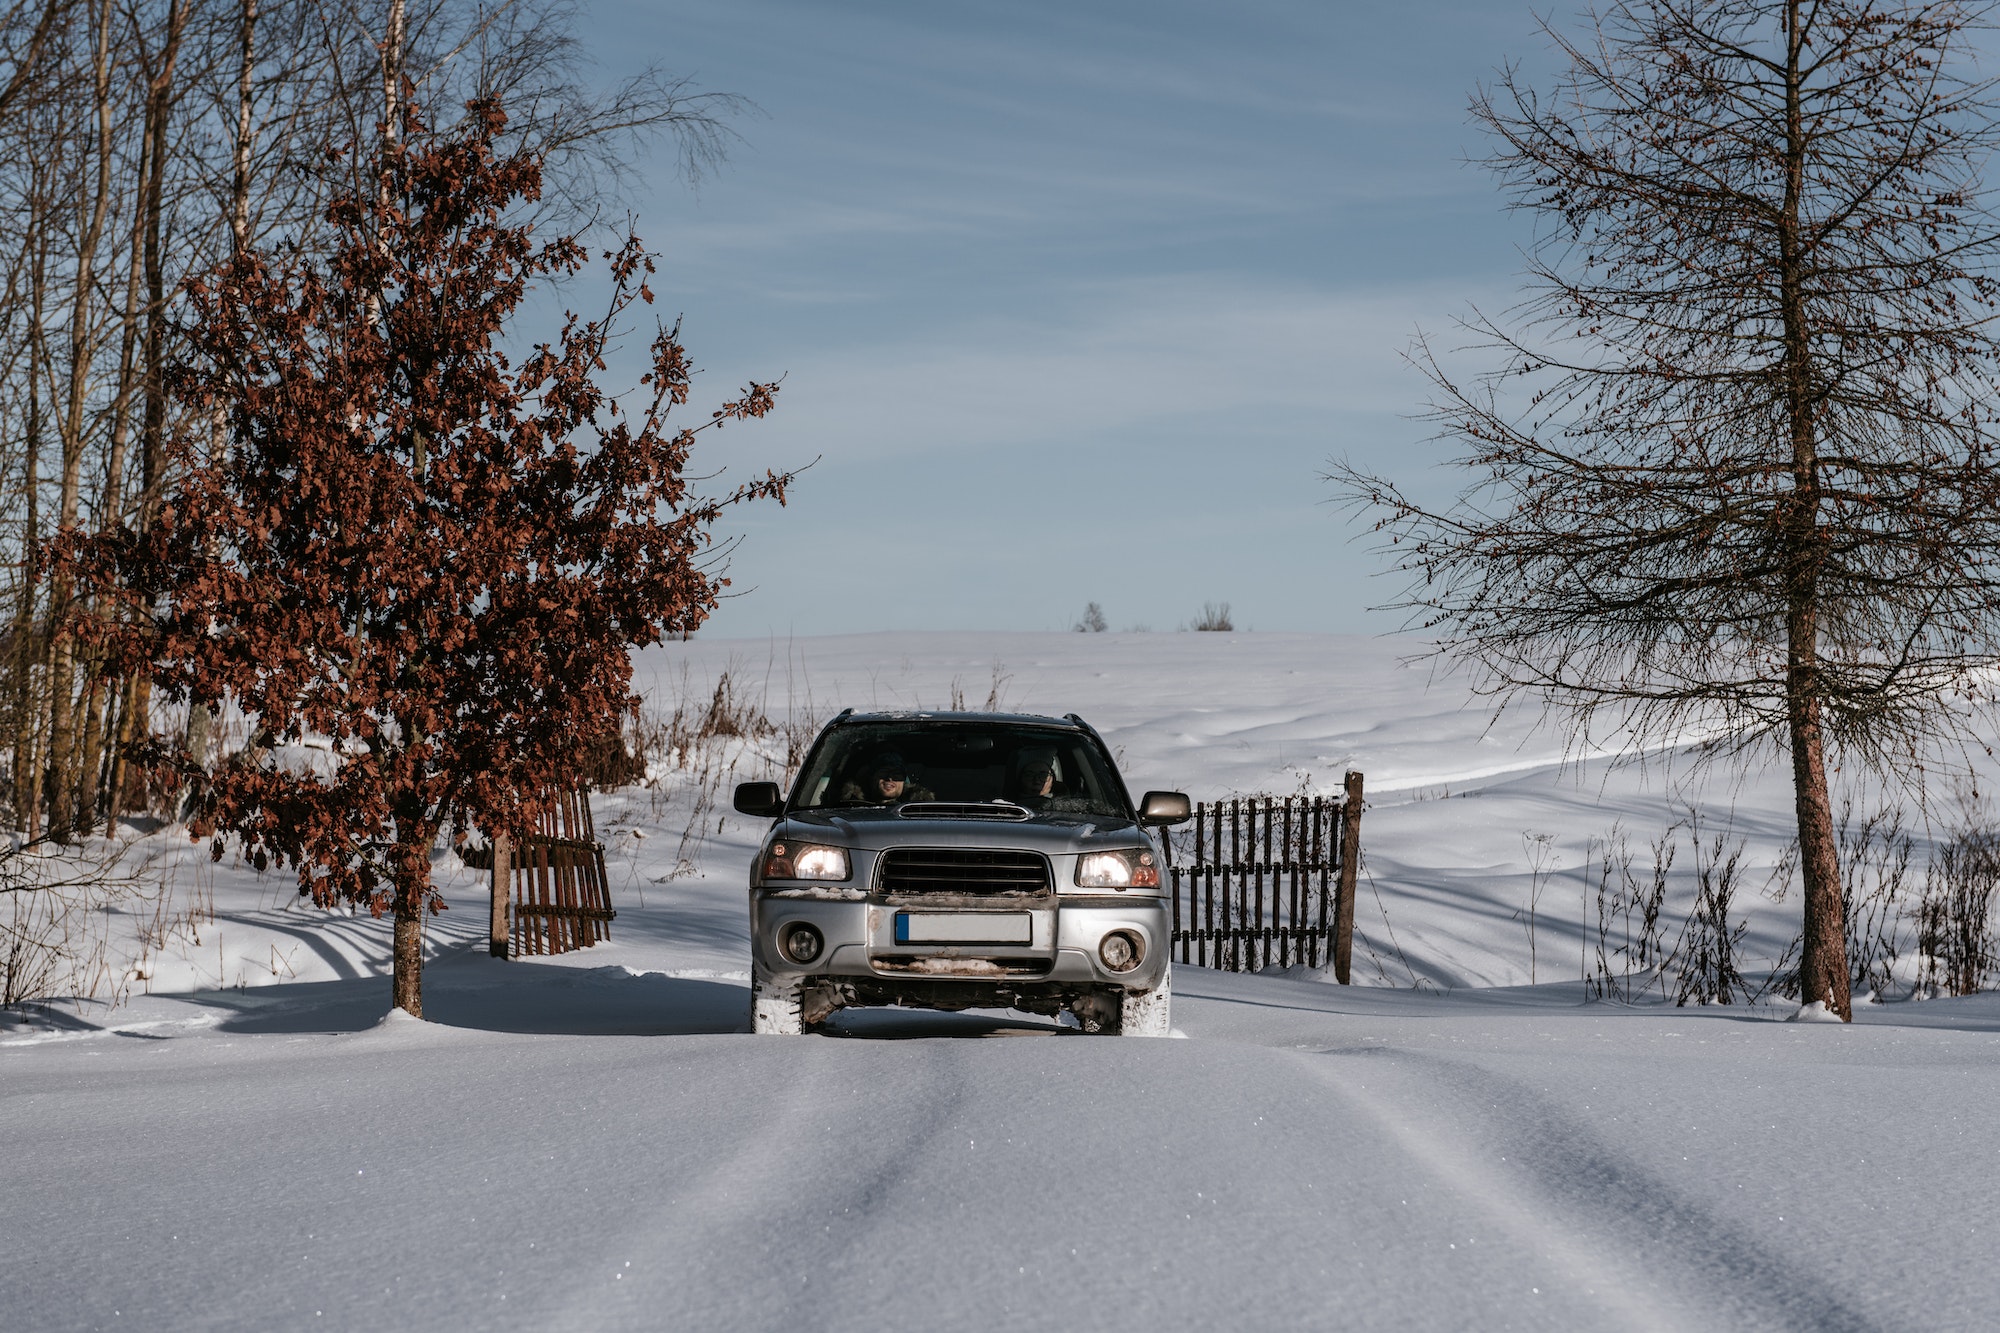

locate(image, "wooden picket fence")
[[1160, 772, 1362, 982], [479, 789, 616, 957]]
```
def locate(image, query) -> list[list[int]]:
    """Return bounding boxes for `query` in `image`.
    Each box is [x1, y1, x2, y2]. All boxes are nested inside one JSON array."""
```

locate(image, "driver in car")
[[838, 753, 934, 805]]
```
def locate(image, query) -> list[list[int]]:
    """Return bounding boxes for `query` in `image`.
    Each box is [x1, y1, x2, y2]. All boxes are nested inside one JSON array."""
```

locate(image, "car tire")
[[751, 971, 804, 1035], [1119, 966, 1172, 1037]]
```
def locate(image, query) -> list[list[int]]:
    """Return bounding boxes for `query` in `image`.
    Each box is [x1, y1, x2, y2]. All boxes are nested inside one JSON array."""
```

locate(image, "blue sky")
[[584, 0, 1552, 636]]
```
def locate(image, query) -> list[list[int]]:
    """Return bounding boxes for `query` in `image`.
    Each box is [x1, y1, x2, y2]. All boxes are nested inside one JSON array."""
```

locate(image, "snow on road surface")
[[6, 632, 2000, 1330], [9, 956, 1997, 1331]]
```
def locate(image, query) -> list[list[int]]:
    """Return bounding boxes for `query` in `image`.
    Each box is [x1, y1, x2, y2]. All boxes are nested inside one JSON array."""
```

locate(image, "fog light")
[[1099, 930, 1143, 973], [780, 923, 824, 965]]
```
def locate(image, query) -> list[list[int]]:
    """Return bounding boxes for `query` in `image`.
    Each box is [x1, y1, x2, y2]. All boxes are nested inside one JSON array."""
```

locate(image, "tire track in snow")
[[1299, 1045, 1890, 1333], [556, 1035, 976, 1330], [559, 1030, 1691, 1331]]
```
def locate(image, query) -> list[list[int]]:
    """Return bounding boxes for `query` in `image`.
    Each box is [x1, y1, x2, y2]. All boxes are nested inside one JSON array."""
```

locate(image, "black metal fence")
[[1160, 772, 1362, 981]]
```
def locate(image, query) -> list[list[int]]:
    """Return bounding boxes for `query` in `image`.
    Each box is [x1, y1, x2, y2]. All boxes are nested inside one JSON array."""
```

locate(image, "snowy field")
[[6, 632, 2000, 1331]]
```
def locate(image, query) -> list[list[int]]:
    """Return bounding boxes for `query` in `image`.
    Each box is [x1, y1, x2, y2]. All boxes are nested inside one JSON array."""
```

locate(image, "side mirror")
[[1139, 790, 1192, 826], [733, 781, 783, 818]]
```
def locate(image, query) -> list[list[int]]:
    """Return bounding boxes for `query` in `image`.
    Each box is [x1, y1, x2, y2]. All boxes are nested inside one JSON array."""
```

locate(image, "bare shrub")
[[1517, 832, 1558, 984], [1674, 825, 1750, 1006], [2, 890, 68, 1008], [702, 675, 766, 740], [623, 664, 774, 879], [942, 664, 1012, 713], [1839, 802, 1914, 1002], [659, 745, 728, 881], [619, 655, 835, 882], [981, 665, 1011, 711], [776, 701, 822, 792], [1189, 601, 1234, 632], [1073, 602, 1108, 633], [1763, 799, 1995, 1004], [1918, 832, 1999, 997], [2, 839, 154, 1009], [1586, 831, 1627, 1000], [1589, 813, 1769, 1005], [629, 662, 775, 776], [1756, 931, 1804, 1005], [1587, 824, 1673, 1002]]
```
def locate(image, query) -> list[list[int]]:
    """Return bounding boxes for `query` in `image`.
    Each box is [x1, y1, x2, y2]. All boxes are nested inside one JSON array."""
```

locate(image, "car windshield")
[[792, 720, 1129, 818]]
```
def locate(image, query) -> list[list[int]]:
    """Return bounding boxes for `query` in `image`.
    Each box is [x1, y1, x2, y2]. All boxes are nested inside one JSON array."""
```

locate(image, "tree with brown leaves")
[[1331, 0, 2000, 1020], [66, 98, 790, 1016]]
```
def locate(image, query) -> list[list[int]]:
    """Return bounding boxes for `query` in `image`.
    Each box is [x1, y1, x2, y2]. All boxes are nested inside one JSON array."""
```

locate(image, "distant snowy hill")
[[9, 628, 1991, 1002]]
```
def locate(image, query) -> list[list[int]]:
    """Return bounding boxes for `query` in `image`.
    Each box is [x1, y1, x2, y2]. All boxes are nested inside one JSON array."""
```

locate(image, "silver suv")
[[735, 710, 1190, 1036]]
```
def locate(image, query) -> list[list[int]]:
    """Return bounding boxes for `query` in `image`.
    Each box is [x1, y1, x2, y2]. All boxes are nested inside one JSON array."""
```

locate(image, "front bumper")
[[750, 890, 1171, 993]]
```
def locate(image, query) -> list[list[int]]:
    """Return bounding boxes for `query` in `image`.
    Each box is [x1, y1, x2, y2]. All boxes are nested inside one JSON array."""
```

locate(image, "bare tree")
[[1330, 0, 2000, 1020]]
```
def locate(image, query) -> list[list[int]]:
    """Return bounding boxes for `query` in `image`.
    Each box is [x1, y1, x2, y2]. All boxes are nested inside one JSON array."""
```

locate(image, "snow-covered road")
[[8, 941, 1997, 1332]]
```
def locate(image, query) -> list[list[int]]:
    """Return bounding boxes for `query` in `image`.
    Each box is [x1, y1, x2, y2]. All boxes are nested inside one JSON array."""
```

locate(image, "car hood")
[[777, 807, 1149, 854]]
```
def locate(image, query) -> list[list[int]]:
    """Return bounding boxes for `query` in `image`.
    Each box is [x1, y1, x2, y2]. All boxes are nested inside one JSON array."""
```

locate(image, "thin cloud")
[[726, 275, 1506, 466]]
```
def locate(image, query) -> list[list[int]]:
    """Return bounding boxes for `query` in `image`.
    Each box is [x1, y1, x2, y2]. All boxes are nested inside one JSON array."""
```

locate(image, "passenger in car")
[[1017, 758, 1057, 801], [838, 753, 934, 805], [1015, 750, 1095, 813]]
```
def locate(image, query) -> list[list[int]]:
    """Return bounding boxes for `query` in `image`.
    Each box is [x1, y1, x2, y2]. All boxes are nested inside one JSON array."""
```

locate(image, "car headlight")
[[762, 841, 851, 881], [1075, 848, 1160, 889]]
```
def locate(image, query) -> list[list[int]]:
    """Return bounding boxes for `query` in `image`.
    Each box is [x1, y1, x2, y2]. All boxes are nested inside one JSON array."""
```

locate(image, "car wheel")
[[751, 970, 804, 1035], [1119, 966, 1172, 1037]]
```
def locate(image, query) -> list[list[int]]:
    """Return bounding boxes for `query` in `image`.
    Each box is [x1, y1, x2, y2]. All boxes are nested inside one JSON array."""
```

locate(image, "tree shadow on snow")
[[181, 945, 751, 1036]]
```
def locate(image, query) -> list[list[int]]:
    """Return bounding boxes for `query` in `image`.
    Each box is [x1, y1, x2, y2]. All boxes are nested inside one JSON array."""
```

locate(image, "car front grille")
[[878, 847, 1052, 896]]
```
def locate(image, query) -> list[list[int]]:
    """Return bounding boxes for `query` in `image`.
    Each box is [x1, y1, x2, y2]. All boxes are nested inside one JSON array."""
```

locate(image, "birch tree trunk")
[[43, 0, 118, 842]]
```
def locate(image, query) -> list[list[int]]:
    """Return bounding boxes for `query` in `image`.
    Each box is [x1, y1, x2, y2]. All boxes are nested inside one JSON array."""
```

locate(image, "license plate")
[[894, 912, 1032, 945]]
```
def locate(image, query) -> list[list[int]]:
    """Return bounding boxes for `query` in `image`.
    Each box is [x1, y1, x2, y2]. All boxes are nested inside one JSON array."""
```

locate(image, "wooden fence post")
[[489, 832, 512, 959], [1335, 770, 1363, 984]]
